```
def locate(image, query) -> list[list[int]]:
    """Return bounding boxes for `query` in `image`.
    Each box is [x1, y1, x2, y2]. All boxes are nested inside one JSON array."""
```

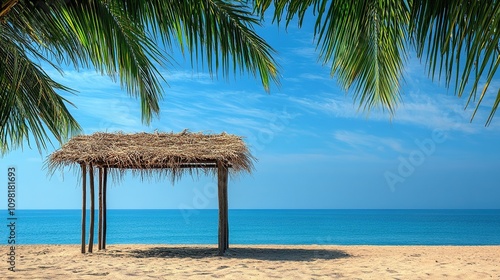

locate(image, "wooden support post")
[[217, 162, 229, 255], [224, 171, 229, 251], [103, 167, 108, 249], [98, 168, 103, 250], [81, 164, 87, 254], [88, 164, 95, 253]]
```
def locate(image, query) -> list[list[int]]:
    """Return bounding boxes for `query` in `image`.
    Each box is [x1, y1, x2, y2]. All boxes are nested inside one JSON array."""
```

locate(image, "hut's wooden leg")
[[103, 167, 108, 250], [81, 164, 87, 254], [217, 163, 229, 255], [88, 164, 95, 253], [224, 172, 229, 251], [224, 168, 229, 252], [98, 168, 103, 250]]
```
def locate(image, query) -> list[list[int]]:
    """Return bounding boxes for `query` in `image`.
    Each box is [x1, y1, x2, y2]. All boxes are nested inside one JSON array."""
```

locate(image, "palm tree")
[[253, 0, 500, 125], [0, 0, 279, 155]]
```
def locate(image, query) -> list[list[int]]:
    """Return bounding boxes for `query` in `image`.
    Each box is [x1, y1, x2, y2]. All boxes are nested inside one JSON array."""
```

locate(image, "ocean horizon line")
[[8, 208, 500, 211]]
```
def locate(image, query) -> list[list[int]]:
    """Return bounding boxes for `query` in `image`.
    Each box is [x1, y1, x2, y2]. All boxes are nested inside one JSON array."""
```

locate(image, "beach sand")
[[2, 245, 499, 279]]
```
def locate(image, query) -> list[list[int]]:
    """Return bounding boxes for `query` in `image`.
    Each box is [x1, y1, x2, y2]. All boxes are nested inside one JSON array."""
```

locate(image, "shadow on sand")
[[109, 246, 351, 261]]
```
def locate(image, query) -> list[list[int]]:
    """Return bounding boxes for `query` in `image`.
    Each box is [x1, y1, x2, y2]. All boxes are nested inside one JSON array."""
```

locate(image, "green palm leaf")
[[0, 0, 280, 155], [118, 0, 280, 90], [254, 0, 500, 125], [410, 0, 500, 125], [255, 0, 409, 113], [0, 25, 80, 154]]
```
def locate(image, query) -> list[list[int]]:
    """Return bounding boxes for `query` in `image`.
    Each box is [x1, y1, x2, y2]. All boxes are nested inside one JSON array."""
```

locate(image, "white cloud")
[[41, 68, 147, 132], [47, 69, 121, 91], [333, 130, 407, 154], [299, 73, 331, 81], [393, 93, 482, 133], [287, 94, 358, 117], [160, 70, 214, 85], [76, 96, 144, 133], [288, 90, 499, 134], [288, 46, 317, 59], [159, 88, 297, 135]]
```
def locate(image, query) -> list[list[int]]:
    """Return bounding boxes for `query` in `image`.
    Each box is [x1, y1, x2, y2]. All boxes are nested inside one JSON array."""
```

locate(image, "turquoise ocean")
[[3, 209, 500, 245]]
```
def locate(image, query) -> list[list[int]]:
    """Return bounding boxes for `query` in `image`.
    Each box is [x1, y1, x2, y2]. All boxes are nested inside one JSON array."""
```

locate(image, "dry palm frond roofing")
[[48, 131, 255, 180]]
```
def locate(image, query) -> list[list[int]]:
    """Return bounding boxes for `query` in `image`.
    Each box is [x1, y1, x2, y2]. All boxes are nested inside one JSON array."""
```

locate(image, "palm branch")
[[254, 0, 500, 125], [0, 0, 279, 155]]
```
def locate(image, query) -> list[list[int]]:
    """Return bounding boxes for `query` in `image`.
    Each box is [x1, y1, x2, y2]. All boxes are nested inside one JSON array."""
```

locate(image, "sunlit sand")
[[3, 244, 499, 279]]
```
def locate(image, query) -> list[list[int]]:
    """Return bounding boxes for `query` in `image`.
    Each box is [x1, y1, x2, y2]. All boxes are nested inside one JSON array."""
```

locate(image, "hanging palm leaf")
[[0, 0, 280, 155], [254, 0, 500, 125]]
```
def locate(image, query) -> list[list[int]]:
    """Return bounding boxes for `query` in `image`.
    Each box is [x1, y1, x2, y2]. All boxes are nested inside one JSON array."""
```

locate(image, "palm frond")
[[4, 0, 166, 124], [254, 0, 409, 112], [410, 0, 500, 125], [44, 0, 167, 123], [0, 26, 80, 155], [320, 0, 409, 112], [1, 0, 282, 156], [131, 0, 281, 91], [255, 0, 500, 125]]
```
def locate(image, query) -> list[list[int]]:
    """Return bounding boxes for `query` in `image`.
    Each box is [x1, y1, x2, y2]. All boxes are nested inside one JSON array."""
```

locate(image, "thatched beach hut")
[[48, 131, 255, 255]]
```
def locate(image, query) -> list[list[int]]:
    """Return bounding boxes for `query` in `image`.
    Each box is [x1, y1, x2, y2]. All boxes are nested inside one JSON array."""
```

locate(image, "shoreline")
[[3, 244, 500, 279]]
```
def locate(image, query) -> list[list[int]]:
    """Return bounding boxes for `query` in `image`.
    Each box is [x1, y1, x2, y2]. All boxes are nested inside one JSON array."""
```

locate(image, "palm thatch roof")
[[48, 131, 255, 180]]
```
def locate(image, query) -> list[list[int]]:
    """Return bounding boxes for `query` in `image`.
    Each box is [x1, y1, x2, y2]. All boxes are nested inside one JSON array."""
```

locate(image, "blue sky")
[[2, 18, 500, 210]]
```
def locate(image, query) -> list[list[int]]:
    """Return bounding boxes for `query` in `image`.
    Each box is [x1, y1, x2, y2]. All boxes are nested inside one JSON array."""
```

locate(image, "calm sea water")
[[3, 209, 500, 245]]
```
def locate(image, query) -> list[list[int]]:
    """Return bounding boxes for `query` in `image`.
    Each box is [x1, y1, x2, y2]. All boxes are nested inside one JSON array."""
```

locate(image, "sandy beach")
[[2, 245, 499, 279]]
